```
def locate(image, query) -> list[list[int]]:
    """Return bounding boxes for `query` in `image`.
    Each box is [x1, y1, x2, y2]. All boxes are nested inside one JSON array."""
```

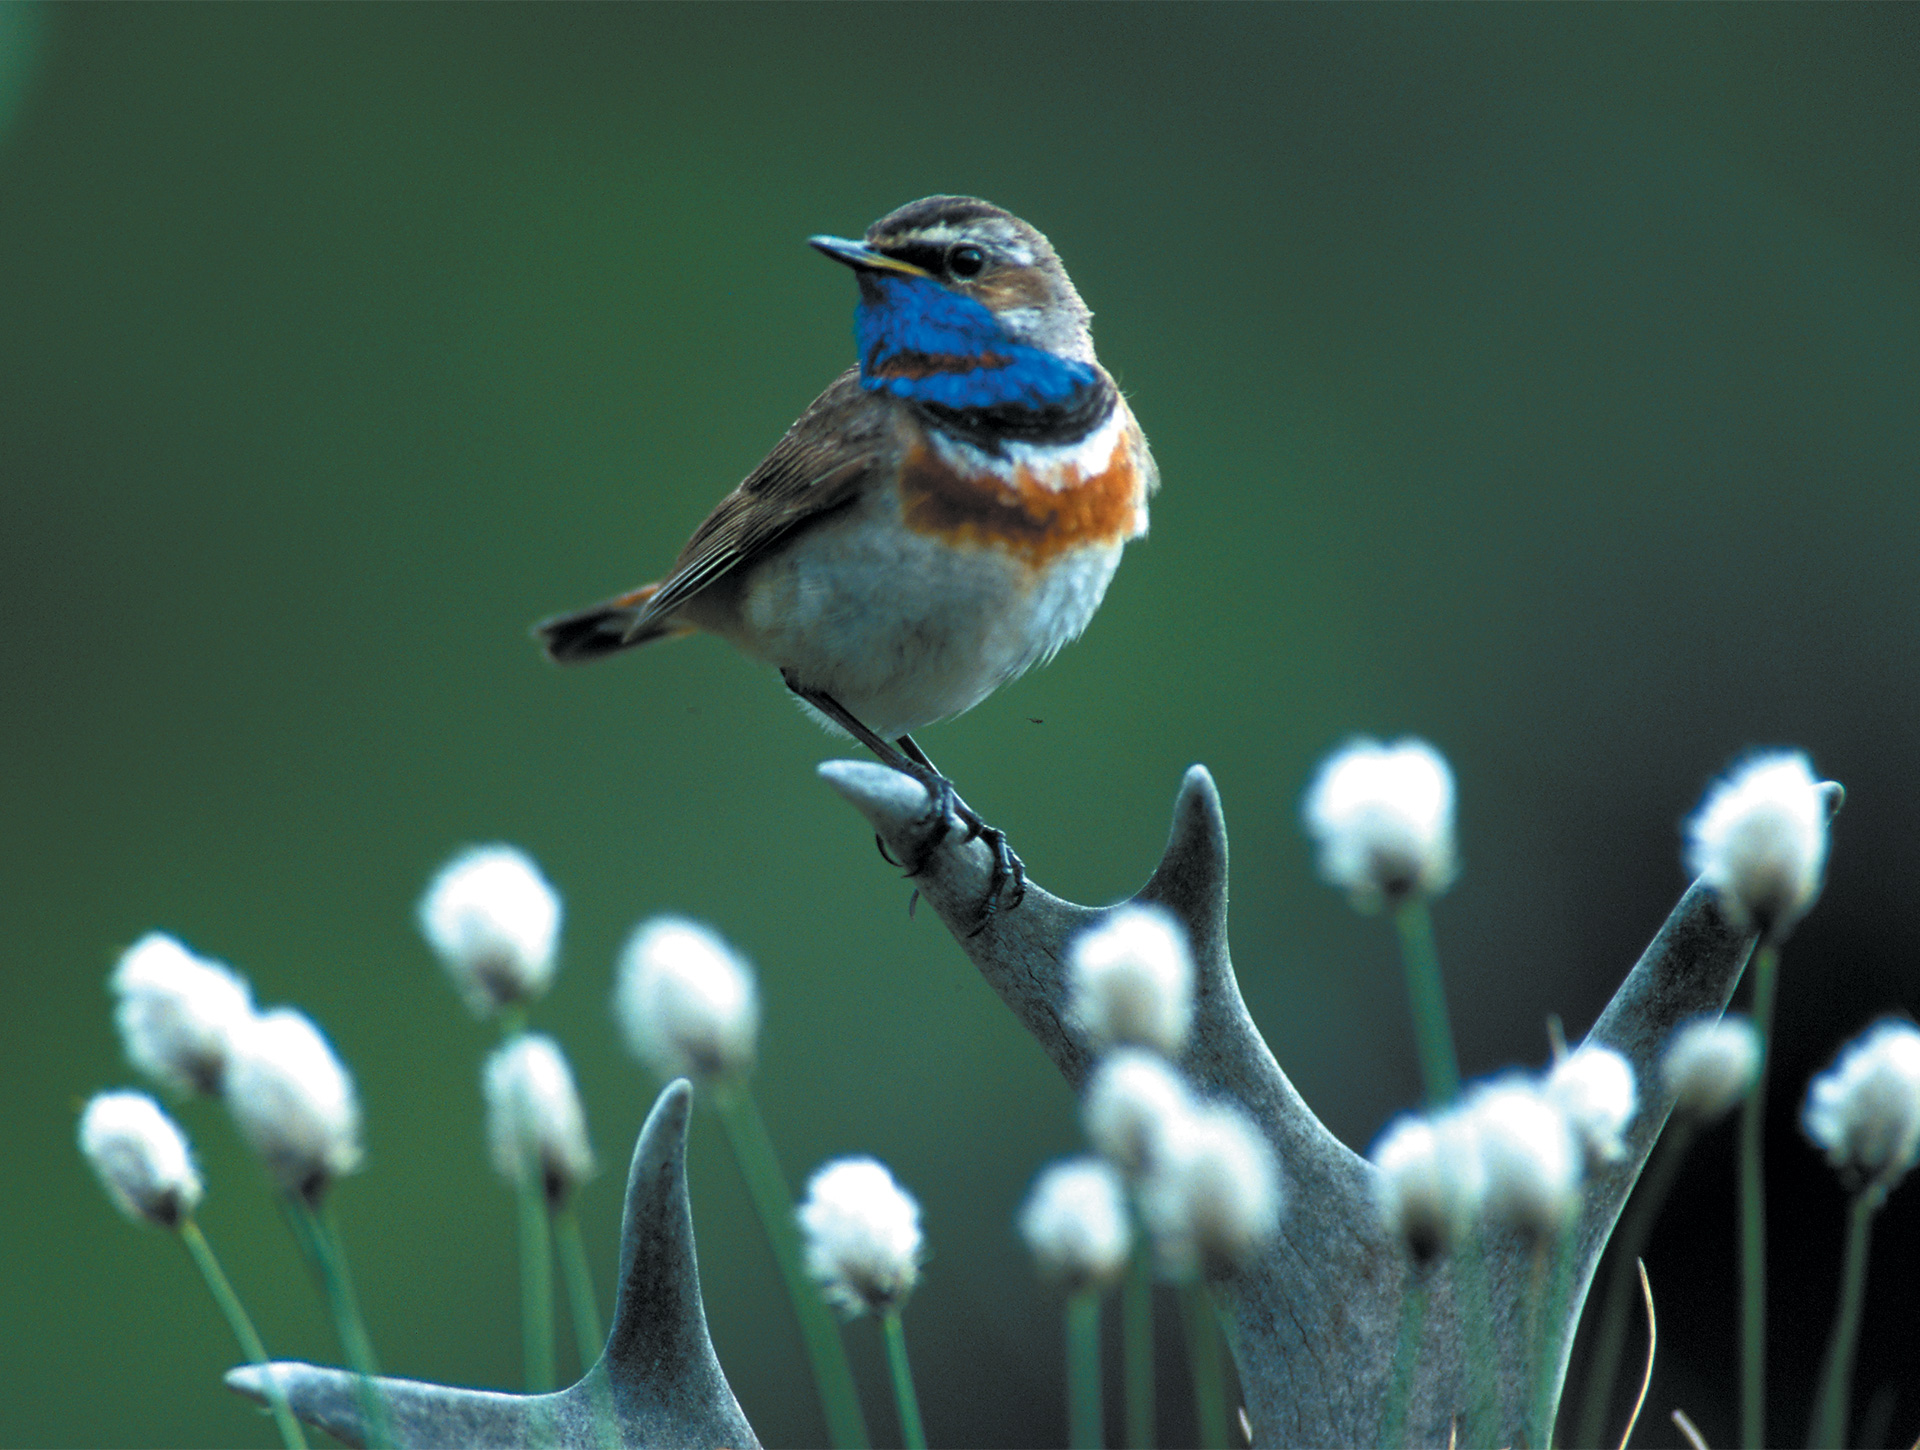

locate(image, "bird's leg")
[[783, 675, 1025, 924]]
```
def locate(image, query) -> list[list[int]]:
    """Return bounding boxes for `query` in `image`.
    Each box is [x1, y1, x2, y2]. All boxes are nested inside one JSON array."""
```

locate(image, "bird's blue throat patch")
[[854, 274, 1102, 420]]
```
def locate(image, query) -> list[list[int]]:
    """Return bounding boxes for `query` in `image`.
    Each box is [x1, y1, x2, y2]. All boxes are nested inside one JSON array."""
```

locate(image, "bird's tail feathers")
[[536, 583, 693, 664]]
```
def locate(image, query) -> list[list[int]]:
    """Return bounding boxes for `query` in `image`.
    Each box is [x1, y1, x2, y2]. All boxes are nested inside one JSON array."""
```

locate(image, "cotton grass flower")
[[1020, 1158, 1133, 1291], [1082, 1048, 1197, 1180], [110, 932, 256, 1096], [1370, 1112, 1483, 1263], [1067, 906, 1194, 1056], [1303, 737, 1457, 910], [79, 1091, 204, 1229], [1458, 1078, 1581, 1238], [615, 916, 760, 1083], [1686, 751, 1834, 938], [418, 845, 562, 1016], [1802, 1020, 1920, 1195], [798, 1156, 924, 1317], [484, 1034, 595, 1206], [1140, 1101, 1282, 1277], [1800, 1021, 1920, 1450], [79, 1092, 310, 1450], [223, 1008, 363, 1204], [1664, 1016, 1762, 1122], [1545, 1046, 1637, 1168]]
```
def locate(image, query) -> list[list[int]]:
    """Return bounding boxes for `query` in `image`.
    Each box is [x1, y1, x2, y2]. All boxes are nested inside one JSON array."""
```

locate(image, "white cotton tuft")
[[1082, 1048, 1197, 1180], [417, 845, 562, 1016], [1019, 1158, 1133, 1291], [613, 916, 760, 1083], [1139, 1101, 1283, 1277], [1663, 1016, 1761, 1122], [1302, 738, 1458, 910], [110, 932, 257, 1096], [798, 1156, 924, 1317], [1370, 1111, 1483, 1262], [79, 1091, 203, 1229], [1067, 906, 1194, 1056], [1685, 751, 1833, 938], [1802, 1019, 1920, 1195], [484, 1033, 595, 1203], [1545, 1047, 1637, 1167], [1458, 1078, 1582, 1238], [222, 1008, 363, 1203]]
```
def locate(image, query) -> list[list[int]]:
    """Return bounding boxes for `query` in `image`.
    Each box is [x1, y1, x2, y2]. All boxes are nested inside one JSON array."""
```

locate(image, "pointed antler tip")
[[817, 758, 931, 837]]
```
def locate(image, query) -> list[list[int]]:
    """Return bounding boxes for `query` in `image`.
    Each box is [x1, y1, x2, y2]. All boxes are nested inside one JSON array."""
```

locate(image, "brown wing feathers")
[[536, 371, 887, 664]]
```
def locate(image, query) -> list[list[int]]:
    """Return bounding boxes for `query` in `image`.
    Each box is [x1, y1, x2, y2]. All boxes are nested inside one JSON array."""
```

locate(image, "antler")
[[228, 1078, 759, 1450], [821, 761, 1759, 1446]]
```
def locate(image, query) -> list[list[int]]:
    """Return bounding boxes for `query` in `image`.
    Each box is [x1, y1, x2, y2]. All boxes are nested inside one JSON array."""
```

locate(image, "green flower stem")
[[882, 1309, 928, 1450], [1124, 1243, 1155, 1449], [1393, 899, 1461, 1108], [554, 1205, 619, 1450], [515, 1173, 556, 1392], [1739, 941, 1780, 1450], [711, 1081, 870, 1449], [179, 1216, 307, 1449], [288, 1198, 395, 1450], [1528, 1221, 1579, 1449], [1573, 1118, 1697, 1450], [1067, 1287, 1104, 1450], [1180, 1281, 1228, 1450], [1808, 1188, 1879, 1450], [1452, 1232, 1498, 1446], [1379, 1271, 1427, 1450], [553, 1205, 604, 1371]]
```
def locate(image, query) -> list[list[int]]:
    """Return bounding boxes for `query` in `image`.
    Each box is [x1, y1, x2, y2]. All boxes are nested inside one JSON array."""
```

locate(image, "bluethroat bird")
[[537, 196, 1157, 918]]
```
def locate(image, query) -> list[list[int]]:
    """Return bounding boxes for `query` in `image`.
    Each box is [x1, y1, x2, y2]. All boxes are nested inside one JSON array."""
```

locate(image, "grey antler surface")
[[227, 1078, 758, 1450], [820, 760, 1773, 1446]]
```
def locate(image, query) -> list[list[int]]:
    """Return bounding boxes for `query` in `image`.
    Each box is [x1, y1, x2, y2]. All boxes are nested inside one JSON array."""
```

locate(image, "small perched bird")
[[538, 196, 1157, 914]]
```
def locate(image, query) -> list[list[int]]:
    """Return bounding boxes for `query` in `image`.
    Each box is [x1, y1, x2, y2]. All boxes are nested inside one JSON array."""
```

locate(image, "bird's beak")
[[808, 235, 932, 278]]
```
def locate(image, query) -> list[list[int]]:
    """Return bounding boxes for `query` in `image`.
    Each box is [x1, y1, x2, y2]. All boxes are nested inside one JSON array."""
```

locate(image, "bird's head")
[[811, 196, 1101, 411]]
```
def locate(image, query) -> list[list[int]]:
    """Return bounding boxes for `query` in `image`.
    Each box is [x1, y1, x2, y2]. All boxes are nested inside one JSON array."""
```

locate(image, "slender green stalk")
[[1067, 1288, 1104, 1450], [882, 1310, 928, 1450], [1520, 1244, 1550, 1448], [1393, 900, 1461, 1108], [179, 1217, 307, 1449], [515, 1173, 556, 1392], [1380, 1272, 1428, 1450], [1452, 1231, 1499, 1446], [1739, 942, 1780, 1450], [1124, 1243, 1155, 1449], [1528, 1221, 1579, 1448], [1180, 1282, 1228, 1450], [711, 1082, 869, 1449], [553, 1205, 604, 1370], [1573, 1119, 1696, 1450], [554, 1205, 619, 1450], [288, 1198, 395, 1450], [1808, 1189, 1879, 1450]]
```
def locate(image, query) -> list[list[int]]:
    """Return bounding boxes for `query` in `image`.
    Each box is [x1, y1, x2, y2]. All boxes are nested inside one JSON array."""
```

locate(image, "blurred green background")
[[4, 4, 1916, 1446]]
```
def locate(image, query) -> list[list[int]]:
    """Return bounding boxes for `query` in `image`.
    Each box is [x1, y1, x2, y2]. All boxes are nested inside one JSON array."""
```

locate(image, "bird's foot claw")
[[899, 772, 961, 875], [887, 763, 1026, 928], [964, 824, 1027, 936]]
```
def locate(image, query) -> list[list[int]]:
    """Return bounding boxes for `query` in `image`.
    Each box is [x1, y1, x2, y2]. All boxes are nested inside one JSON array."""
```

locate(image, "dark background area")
[[3, 5, 1916, 1446]]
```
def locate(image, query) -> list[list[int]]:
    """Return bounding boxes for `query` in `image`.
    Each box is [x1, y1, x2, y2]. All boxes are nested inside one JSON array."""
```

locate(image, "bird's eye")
[[947, 244, 987, 279]]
